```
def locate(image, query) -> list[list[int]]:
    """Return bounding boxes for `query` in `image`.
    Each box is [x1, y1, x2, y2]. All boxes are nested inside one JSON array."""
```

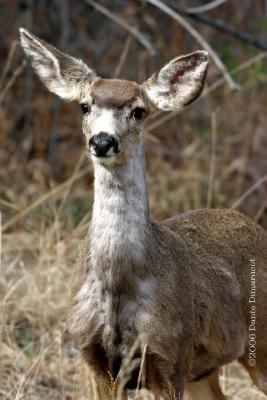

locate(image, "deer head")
[[20, 28, 209, 169]]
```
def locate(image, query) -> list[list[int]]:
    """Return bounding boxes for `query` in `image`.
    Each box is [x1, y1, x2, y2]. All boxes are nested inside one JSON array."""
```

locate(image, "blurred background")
[[1, 1, 267, 399]]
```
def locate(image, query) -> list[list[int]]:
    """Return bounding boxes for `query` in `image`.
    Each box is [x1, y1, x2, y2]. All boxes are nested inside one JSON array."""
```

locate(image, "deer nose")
[[89, 132, 118, 157]]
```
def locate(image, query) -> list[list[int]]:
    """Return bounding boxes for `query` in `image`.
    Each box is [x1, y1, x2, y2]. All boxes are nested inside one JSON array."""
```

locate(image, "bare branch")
[[231, 174, 267, 210], [114, 35, 132, 78], [255, 198, 267, 222], [185, 0, 228, 14], [167, 0, 267, 52], [0, 40, 19, 90], [145, 0, 239, 90], [0, 61, 26, 105], [83, 0, 157, 56]]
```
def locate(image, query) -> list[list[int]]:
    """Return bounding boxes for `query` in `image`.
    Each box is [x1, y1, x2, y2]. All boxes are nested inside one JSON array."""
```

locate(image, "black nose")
[[89, 132, 118, 157]]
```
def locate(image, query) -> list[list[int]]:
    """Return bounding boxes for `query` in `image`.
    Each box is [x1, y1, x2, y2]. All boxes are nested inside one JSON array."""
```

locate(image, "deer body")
[[69, 168, 267, 398], [20, 28, 267, 399]]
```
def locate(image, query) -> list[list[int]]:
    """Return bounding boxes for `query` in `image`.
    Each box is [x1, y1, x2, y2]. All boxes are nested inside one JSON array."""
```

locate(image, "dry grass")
[[1, 193, 266, 400], [1, 191, 266, 400]]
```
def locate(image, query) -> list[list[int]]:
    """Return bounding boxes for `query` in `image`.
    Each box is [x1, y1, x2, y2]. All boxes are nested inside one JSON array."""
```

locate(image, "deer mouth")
[[92, 152, 113, 158], [91, 152, 118, 167]]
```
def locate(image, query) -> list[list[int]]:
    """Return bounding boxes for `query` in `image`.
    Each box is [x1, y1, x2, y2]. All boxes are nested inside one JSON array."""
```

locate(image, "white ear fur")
[[19, 28, 97, 101], [143, 51, 209, 111]]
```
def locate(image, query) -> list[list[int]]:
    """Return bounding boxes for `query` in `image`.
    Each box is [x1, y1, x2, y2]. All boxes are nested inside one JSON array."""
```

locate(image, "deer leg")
[[185, 380, 215, 400], [146, 356, 186, 400], [185, 369, 226, 400], [239, 356, 267, 395], [145, 357, 164, 399], [158, 377, 186, 400], [207, 369, 226, 399], [174, 375, 186, 400]]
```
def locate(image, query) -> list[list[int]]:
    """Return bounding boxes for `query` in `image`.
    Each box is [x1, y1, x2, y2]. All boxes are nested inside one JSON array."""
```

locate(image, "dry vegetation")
[[1, 1, 267, 399]]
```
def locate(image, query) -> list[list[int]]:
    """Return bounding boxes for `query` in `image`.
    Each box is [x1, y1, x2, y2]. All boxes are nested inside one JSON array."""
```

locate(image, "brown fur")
[[186, 369, 225, 400], [90, 79, 141, 108], [69, 209, 267, 399]]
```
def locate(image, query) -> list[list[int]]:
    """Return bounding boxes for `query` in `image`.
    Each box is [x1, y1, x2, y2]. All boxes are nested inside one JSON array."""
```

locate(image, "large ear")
[[143, 51, 209, 111], [19, 28, 97, 101]]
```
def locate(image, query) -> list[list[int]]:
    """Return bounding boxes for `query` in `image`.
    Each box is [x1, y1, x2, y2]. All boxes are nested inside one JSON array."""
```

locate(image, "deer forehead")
[[90, 79, 143, 109]]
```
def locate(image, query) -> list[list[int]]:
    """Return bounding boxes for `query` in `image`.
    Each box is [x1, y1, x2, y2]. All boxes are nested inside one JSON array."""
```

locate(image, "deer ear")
[[143, 51, 209, 111], [19, 28, 97, 101]]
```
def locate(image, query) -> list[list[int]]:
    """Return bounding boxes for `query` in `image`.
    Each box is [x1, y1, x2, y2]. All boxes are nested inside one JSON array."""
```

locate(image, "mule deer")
[[20, 28, 267, 400]]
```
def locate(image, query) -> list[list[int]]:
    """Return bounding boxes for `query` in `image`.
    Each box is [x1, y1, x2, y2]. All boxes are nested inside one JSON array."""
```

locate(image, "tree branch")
[[166, 0, 267, 52], [185, 0, 228, 14], [83, 0, 157, 56], [145, 0, 239, 90]]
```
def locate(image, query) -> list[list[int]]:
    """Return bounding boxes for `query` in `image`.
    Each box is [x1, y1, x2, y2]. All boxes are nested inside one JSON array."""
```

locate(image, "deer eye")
[[80, 103, 91, 114], [131, 107, 146, 120]]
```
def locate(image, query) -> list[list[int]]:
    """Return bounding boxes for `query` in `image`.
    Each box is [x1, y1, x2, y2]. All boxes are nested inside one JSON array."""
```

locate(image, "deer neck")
[[90, 142, 150, 277]]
